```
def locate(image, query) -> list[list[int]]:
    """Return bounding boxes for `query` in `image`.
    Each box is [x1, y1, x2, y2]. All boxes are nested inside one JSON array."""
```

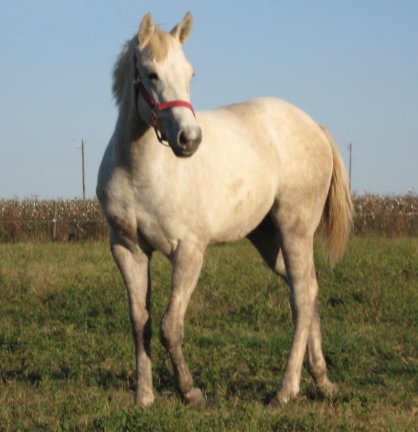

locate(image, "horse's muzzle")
[[172, 127, 202, 157]]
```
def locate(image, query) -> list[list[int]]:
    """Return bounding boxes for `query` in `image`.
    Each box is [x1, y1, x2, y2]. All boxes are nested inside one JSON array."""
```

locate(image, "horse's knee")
[[130, 307, 152, 344], [130, 302, 149, 327], [159, 315, 183, 350]]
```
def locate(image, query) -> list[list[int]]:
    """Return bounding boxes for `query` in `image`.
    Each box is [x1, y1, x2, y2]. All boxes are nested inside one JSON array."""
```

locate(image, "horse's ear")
[[171, 12, 193, 44], [138, 12, 155, 49]]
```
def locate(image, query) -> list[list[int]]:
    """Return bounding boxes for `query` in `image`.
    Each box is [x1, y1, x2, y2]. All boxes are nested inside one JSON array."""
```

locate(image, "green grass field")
[[0, 237, 417, 431]]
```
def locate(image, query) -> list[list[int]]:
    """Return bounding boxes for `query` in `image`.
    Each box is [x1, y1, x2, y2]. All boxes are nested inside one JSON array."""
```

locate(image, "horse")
[[96, 12, 353, 408]]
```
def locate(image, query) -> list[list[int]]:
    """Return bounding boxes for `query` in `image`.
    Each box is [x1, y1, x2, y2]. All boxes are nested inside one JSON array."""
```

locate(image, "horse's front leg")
[[160, 241, 205, 408], [110, 230, 154, 406]]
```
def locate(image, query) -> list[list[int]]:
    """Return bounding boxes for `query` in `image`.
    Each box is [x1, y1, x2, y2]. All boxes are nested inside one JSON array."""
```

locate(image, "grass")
[[0, 237, 417, 431]]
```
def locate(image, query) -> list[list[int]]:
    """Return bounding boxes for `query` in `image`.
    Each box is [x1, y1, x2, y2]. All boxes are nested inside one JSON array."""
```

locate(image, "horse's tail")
[[320, 125, 353, 264]]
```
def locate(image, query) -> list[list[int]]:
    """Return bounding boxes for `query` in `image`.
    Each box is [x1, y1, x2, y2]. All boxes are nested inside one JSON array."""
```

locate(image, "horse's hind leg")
[[160, 241, 205, 408], [249, 216, 335, 402], [269, 218, 318, 405], [110, 230, 154, 406]]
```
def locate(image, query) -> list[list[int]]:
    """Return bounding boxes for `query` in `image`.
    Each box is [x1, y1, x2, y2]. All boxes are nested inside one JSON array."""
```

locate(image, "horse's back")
[[199, 97, 333, 198]]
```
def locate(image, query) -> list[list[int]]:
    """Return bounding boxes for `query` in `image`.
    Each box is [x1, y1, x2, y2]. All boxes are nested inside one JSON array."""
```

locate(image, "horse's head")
[[135, 12, 202, 157]]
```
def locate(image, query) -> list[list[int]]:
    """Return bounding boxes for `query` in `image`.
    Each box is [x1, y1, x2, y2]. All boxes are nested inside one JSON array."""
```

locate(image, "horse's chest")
[[100, 175, 175, 254], [136, 204, 179, 253], [112, 201, 177, 254]]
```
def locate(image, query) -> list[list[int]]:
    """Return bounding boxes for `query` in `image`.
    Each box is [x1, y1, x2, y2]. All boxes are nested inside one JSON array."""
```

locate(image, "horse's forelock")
[[112, 29, 172, 107], [144, 28, 171, 62]]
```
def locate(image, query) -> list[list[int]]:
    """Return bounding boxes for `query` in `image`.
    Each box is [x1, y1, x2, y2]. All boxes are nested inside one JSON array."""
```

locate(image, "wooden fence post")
[[53, 201, 58, 241]]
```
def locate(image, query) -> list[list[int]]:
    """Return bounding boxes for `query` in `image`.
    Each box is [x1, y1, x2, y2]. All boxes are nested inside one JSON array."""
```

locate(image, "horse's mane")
[[112, 28, 172, 107], [112, 37, 137, 107]]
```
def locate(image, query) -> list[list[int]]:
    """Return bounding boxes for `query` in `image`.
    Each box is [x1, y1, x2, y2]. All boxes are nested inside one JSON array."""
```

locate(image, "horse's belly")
[[208, 183, 275, 244]]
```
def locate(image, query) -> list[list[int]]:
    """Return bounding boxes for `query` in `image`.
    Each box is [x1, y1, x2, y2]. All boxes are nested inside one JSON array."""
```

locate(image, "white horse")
[[97, 12, 353, 408]]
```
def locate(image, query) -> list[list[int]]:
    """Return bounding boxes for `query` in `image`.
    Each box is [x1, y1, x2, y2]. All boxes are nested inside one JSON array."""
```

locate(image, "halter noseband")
[[133, 58, 196, 144]]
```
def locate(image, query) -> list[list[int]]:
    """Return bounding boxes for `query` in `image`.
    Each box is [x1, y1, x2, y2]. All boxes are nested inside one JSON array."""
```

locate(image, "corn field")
[[0, 199, 106, 242], [0, 194, 417, 242]]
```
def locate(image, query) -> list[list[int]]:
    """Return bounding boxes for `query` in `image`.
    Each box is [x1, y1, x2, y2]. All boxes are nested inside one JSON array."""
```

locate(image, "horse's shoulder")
[[97, 169, 139, 242]]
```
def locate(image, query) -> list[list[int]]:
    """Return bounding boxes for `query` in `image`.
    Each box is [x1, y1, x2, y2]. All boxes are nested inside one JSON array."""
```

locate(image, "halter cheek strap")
[[133, 62, 196, 144]]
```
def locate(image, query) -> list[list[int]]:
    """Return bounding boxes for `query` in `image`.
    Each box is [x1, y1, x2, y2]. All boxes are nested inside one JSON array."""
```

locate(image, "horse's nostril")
[[178, 130, 189, 147], [176, 128, 202, 154]]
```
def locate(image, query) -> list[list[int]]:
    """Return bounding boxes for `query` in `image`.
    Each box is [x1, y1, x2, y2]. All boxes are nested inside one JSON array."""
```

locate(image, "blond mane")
[[112, 28, 172, 107]]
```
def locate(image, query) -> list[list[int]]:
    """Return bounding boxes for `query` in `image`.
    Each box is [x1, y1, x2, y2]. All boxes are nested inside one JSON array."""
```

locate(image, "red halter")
[[134, 64, 196, 144]]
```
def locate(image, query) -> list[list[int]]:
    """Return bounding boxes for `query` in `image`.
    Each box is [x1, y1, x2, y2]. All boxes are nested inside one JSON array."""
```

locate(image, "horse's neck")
[[113, 95, 152, 165]]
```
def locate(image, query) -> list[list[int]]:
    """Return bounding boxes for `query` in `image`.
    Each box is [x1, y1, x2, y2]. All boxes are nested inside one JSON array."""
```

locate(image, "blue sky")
[[0, 0, 417, 198]]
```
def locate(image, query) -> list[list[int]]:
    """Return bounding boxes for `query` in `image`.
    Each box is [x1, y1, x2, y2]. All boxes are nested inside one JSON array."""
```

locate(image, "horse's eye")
[[148, 72, 159, 81]]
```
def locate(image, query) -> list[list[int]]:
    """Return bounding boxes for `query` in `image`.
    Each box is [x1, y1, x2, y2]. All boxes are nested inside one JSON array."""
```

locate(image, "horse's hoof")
[[268, 395, 289, 411], [268, 387, 298, 409], [184, 387, 205, 409], [318, 379, 338, 398], [135, 390, 155, 407], [267, 397, 284, 412]]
